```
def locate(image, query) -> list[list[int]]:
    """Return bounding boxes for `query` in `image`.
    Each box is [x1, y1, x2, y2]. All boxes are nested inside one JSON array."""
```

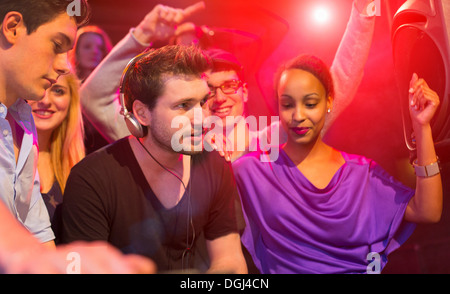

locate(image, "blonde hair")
[[50, 73, 85, 192]]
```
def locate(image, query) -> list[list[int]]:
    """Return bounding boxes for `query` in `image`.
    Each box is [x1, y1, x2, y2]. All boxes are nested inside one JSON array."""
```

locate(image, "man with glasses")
[[203, 48, 277, 161]]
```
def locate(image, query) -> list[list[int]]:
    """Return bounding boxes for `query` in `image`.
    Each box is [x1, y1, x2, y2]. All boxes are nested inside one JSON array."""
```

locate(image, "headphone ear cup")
[[120, 53, 151, 139], [124, 113, 145, 138]]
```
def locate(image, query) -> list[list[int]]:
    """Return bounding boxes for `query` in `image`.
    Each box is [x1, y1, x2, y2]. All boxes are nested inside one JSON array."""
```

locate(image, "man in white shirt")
[[0, 0, 154, 274]]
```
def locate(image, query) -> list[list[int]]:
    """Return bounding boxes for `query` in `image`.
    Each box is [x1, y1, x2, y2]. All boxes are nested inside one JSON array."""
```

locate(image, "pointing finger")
[[183, 1, 206, 18], [409, 72, 418, 92]]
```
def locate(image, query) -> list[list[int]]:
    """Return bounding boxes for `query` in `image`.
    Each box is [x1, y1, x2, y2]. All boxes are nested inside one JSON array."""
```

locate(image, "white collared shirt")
[[0, 99, 54, 243]]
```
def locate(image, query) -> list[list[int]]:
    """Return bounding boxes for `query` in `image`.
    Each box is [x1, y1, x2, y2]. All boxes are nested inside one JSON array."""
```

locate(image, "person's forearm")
[[325, 1, 375, 135], [206, 233, 248, 274], [80, 30, 149, 142], [207, 256, 248, 274], [0, 201, 45, 273], [406, 124, 443, 223]]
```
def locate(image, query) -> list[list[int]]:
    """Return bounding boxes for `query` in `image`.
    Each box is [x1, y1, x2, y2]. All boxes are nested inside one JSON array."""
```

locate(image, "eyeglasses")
[[208, 80, 243, 97]]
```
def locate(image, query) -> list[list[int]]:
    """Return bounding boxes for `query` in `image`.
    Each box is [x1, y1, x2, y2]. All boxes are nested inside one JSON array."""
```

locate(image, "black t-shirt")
[[61, 137, 243, 272], [41, 179, 63, 244]]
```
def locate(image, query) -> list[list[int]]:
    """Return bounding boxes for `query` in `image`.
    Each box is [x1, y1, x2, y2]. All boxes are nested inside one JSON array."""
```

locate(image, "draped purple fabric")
[[233, 149, 416, 274]]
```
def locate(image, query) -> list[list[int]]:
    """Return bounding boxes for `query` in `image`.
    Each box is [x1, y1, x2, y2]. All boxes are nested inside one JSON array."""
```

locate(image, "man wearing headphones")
[[61, 45, 248, 274]]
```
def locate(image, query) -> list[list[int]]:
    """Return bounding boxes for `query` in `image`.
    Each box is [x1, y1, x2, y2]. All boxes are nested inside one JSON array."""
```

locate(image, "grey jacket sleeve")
[[80, 29, 150, 143], [325, 2, 376, 134]]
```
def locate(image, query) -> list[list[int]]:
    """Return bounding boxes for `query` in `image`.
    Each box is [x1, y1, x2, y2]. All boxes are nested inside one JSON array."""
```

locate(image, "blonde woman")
[[28, 73, 85, 242]]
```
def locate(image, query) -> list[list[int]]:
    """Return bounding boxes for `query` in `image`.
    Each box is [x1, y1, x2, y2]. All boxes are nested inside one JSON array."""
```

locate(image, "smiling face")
[[3, 12, 77, 104], [28, 74, 72, 135], [277, 69, 332, 148], [206, 70, 248, 123]]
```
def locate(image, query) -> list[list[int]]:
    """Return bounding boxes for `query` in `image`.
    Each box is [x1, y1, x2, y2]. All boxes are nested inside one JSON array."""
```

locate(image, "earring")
[[327, 109, 331, 113]]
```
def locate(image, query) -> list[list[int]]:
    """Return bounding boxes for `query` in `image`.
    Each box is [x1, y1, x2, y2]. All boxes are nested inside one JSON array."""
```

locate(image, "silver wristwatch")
[[413, 157, 441, 178]]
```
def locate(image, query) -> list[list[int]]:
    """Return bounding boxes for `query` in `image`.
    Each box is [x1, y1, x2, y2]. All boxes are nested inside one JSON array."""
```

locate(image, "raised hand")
[[133, 2, 205, 44], [408, 73, 440, 128]]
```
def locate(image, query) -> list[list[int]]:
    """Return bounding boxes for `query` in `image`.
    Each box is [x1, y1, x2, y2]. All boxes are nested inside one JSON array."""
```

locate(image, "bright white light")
[[313, 5, 331, 25]]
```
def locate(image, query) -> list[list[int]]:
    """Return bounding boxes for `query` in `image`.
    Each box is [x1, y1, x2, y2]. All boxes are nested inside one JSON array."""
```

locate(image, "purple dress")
[[232, 149, 416, 274]]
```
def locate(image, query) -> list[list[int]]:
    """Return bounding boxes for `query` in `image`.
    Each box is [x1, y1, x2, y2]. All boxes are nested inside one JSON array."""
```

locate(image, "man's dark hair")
[[124, 45, 212, 111], [205, 48, 244, 81], [0, 0, 90, 34]]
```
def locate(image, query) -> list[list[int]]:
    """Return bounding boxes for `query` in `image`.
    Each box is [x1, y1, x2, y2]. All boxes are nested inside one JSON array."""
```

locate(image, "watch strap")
[[413, 158, 440, 178]]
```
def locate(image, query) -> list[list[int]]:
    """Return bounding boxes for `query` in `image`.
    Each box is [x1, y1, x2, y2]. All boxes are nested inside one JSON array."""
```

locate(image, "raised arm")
[[325, 0, 376, 135], [404, 73, 443, 223], [79, 30, 148, 143], [80, 2, 206, 143]]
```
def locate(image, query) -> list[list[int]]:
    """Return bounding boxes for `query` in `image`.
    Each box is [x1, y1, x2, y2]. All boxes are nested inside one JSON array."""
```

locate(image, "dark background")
[[85, 0, 450, 274]]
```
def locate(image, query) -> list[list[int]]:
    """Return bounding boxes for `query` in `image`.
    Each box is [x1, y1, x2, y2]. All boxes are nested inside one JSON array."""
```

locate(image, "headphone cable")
[[136, 138, 195, 270]]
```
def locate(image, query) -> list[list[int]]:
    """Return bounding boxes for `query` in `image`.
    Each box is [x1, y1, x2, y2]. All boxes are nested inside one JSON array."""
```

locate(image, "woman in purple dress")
[[232, 55, 443, 274]]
